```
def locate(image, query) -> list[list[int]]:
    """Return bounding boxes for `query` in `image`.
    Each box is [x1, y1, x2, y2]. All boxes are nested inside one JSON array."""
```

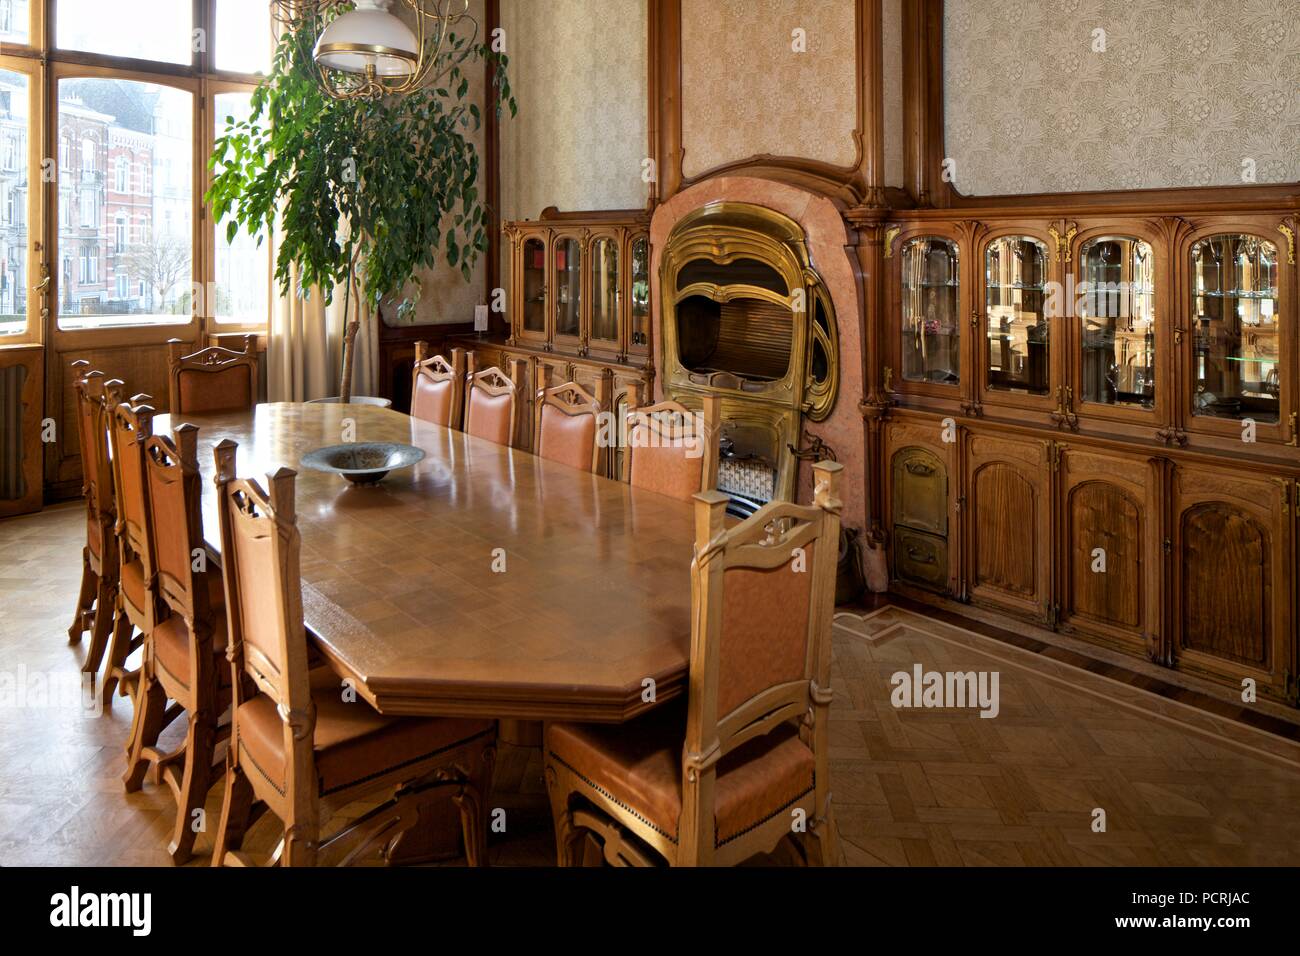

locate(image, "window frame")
[[0, 0, 271, 347]]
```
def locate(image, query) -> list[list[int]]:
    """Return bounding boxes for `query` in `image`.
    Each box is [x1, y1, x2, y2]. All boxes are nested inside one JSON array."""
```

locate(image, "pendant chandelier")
[[274, 0, 477, 101]]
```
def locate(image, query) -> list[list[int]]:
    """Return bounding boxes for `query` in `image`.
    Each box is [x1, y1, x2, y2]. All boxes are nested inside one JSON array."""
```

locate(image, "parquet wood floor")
[[2, 505, 1298, 865]]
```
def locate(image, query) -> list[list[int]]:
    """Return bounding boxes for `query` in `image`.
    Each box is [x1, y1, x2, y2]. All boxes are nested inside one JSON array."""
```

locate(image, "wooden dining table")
[[155, 401, 696, 724]]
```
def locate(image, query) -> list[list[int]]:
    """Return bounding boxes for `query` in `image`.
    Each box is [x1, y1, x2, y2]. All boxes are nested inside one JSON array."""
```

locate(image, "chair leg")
[[100, 609, 135, 709], [167, 710, 215, 865], [454, 744, 495, 867], [282, 824, 318, 867], [211, 757, 256, 867], [80, 578, 116, 681], [804, 802, 842, 867], [68, 548, 96, 645], [122, 672, 165, 792], [544, 765, 583, 867]]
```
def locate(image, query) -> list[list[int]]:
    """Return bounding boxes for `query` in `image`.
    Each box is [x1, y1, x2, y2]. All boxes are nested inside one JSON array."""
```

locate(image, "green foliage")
[[206, 7, 515, 309]]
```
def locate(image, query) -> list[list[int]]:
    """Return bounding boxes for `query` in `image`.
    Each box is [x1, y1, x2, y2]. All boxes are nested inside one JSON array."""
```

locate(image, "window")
[[56, 0, 192, 65], [0, 0, 26, 47], [116, 274, 128, 298], [213, 91, 269, 324], [216, 0, 273, 74], [0, 69, 29, 337], [57, 78, 193, 329], [115, 156, 127, 193]]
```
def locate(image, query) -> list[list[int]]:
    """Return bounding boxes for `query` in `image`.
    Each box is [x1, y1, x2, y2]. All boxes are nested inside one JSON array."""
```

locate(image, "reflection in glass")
[[590, 237, 618, 343], [900, 237, 959, 385], [56, 78, 193, 330], [1190, 234, 1279, 422], [985, 236, 1049, 395], [1079, 236, 1155, 408], [57, 0, 192, 65], [522, 237, 545, 332], [630, 236, 649, 347], [555, 238, 581, 337], [0, 70, 29, 337]]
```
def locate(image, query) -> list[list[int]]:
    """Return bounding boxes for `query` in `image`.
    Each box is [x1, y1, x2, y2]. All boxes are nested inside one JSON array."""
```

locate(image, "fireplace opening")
[[676, 295, 793, 382]]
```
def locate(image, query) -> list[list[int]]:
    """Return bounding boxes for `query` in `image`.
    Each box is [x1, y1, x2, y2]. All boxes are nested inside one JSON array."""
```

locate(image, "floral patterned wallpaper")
[[680, 0, 857, 179], [500, 0, 649, 219], [944, 0, 1300, 195]]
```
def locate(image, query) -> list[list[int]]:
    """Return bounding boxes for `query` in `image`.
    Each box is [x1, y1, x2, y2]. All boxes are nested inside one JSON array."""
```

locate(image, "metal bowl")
[[300, 442, 425, 485]]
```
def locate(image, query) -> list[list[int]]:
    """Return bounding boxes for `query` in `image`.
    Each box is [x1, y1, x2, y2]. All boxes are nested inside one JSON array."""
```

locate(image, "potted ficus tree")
[[206, 1, 515, 403]]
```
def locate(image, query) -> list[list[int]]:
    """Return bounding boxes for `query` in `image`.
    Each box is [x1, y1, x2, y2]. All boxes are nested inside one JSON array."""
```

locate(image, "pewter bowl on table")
[[299, 442, 425, 485]]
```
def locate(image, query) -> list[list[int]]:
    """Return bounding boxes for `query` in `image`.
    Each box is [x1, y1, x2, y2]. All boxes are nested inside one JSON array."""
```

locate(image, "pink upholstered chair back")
[[535, 381, 602, 473], [465, 366, 518, 446], [625, 394, 721, 501], [411, 342, 465, 428]]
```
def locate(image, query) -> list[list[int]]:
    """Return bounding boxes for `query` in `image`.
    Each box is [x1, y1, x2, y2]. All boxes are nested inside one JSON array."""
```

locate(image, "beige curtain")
[[267, 261, 379, 402]]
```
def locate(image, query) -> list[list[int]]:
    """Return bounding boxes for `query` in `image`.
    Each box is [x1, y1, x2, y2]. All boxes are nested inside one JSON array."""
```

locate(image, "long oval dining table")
[[154, 401, 696, 724]]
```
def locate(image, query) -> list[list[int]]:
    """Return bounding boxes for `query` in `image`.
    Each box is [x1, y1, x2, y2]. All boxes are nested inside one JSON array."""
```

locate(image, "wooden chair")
[[544, 460, 844, 867], [534, 380, 605, 473], [166, 335, 257, 414], [102, 386, 157, 709], [68, 361, 120, 684], [410, 342, 466, 428], [122, 422, 230, 864], [463, 357, 518, 447], [209, 441, 497, 867], [624, 393, 721, 500]]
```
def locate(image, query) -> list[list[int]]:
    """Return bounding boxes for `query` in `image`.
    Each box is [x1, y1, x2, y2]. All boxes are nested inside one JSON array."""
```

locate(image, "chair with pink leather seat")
[[166, 335, 257, 415], [534, 379, 606, 473], [209, 441, 497, 867], [623, 393, 721, 500], [410, 341, 466, 428], [544, 460, 844, 867]]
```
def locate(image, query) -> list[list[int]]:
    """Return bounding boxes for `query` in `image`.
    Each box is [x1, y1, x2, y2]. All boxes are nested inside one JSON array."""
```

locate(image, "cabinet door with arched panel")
[[884, 419, 960, 596], [625, 232, 652, 360], [586, 231, 622, 360], [513, 231, 550, 347], [887, 225, 968, 406], [1067, 222, 1169, 434], [1056, 448, 1163, 662], [1170, 462, 1294, 701], [1176, 220, 1296, 449], [976, 228, 1060, 420], [552, 232, 585, 354], [963, 431, 1053, 622]]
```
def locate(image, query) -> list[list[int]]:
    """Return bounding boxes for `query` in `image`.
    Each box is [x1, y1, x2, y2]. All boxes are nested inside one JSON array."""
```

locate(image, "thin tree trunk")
[[339, 251, 361, 403]]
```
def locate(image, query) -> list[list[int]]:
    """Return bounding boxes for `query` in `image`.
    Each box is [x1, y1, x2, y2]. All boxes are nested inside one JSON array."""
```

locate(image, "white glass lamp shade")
[[314, 0, 419, 77]]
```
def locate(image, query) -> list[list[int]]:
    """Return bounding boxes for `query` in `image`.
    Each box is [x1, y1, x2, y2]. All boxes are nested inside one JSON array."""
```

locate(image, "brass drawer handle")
[[904, 461, 936, 477], [905, 545, 936, 565]]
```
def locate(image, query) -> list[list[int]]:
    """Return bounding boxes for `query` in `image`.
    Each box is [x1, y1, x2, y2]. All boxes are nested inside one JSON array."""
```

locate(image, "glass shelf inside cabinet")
[[900, 237, 960, 385], [1078, 236, 1156, 409], [984, 236, 1050, 395], [554, 238, 582, 338], [590, 237, 619, 344], [1190, 234, 1279, 422], [522, 237, 546, 332]]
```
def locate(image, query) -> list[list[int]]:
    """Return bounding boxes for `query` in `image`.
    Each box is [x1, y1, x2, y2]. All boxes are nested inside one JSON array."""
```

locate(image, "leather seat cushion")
[[236, 678, 494, 797], [151, 570, 228, 689], [546, 701, 815, 847]]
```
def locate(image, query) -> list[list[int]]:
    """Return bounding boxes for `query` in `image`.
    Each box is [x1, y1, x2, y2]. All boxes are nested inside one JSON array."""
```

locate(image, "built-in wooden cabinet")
[[880, 208, 1298, 706], [503, 211, 650, 362]]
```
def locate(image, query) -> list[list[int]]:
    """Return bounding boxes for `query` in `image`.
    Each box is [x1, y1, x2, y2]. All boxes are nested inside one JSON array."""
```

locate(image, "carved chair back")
[[107, 394, 158, 627], [167, 335, 257, 414], [142, 423, 212, 630], [410, 342, 466, 428], [535, 380, 603, 473], [71, 362, 116, 557], [679, 460, 842, 859], [464, 361, 518, 446], [625, 393, 721, 501]]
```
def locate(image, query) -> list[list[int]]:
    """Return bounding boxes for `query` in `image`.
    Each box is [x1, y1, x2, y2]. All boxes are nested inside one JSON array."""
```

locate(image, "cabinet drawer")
[[894, 527, 948, 592]]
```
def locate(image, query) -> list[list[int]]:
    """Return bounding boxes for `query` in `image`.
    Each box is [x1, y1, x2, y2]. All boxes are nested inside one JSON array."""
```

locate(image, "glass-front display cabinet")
[[898, 236, 962, 391], [1075, 234, 1158, 418], [588, 235, 620, 359], [627, 234, 651, 357], [981, 235, 1053, 404], [553, 235, 583, 352], [1185, 232, 1290, 442], [503, 214, 651, 363]]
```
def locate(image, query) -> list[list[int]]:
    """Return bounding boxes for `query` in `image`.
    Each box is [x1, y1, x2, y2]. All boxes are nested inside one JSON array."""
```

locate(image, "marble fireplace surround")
[[650, 176, 866, 535]]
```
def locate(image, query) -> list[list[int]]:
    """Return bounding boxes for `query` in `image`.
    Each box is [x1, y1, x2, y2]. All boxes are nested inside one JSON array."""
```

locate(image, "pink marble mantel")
[[649, 175, 866, 535]]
